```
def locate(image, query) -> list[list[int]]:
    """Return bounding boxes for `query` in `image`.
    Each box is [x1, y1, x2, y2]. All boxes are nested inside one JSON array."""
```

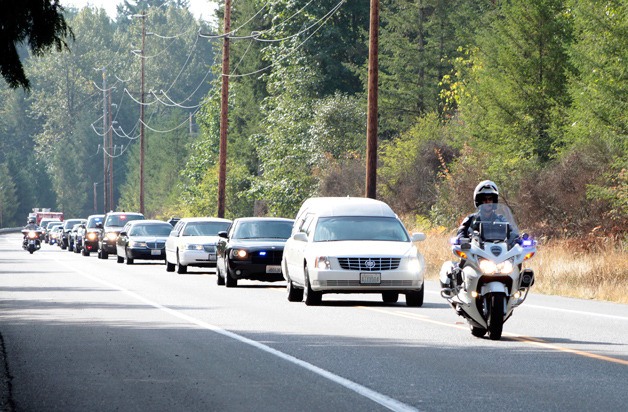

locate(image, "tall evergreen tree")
[[565, 0, 627, 148], [377, 0, 490, 137], [27, 8, 119, 216], [0, 162, 19, 227], [562, 0, 627, 231], [1, 0, 72, 89], [460, 0, 573, 166]]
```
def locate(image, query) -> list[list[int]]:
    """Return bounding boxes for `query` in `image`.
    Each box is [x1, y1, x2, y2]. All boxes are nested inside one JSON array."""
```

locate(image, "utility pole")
[[101, 69, 108, 213], [108, 90, 114, 211], [139, 13, 146, 215], [217, 0, 231, 218], [365, 0, 379, 199]]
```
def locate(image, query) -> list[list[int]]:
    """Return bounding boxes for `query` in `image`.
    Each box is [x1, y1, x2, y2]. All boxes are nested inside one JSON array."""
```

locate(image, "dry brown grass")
[[415, 230, 628, 304]]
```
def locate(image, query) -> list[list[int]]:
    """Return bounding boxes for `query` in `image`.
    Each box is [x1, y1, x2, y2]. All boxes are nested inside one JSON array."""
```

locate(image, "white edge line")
[[55, 259, 419, 412], [524, 304, 628, 321]]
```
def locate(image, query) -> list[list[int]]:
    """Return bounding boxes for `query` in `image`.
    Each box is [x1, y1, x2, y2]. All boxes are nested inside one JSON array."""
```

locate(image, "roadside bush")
[[430, 144, 492, 229], [314, 154, 364, 198], [378, 113, 457, 218], [516, 143, 619, 238]]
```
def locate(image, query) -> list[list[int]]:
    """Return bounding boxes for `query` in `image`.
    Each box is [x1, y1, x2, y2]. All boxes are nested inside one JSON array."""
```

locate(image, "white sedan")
[[165, 217, 232, 274], [282, 197, 427, 306]]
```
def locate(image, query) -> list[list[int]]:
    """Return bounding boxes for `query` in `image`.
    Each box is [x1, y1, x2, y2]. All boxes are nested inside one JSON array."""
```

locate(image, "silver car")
[[165, 217, 232, 274]]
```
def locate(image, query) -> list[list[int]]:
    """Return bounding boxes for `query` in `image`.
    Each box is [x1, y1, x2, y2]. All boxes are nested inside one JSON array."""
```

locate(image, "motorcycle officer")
[[457, 180, 501, 241], [442, 180, 518, 289], [23, 217, 39, 248]]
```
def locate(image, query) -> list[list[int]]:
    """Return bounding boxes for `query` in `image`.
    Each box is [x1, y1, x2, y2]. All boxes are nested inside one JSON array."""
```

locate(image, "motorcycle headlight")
[[87, 232, 98, 241], [28, 231, 38, 239], [479, 258, 513, 275], [479, 259, 498, 274], [500, 259, 514, 274]]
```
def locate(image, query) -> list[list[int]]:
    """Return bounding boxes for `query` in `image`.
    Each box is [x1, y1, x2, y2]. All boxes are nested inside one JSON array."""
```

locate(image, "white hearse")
[[282, 197, 427, 306]]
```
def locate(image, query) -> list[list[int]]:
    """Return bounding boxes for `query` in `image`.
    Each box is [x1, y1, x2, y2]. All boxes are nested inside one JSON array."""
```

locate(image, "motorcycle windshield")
[[475, 203, 519, 242]]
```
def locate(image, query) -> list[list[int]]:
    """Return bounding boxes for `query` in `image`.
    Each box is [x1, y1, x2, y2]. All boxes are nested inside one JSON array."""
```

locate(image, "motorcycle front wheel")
[[486, 292, 505, 340], [470, 325, 486, 337]]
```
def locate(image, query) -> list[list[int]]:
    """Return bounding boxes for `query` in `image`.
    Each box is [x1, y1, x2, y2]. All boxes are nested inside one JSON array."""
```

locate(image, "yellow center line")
[[358, 306, 628, 367], [505, 334, 628, 366]]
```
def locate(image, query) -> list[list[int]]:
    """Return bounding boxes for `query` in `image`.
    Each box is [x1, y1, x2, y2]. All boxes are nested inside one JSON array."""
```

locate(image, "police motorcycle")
[[22, 227, 43, 254], [439, 203, 537, 340]]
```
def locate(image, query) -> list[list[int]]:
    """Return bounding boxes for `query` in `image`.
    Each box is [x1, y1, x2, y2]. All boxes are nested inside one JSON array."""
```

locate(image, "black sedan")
[[80, 214, 105, 256], [115, 220, 173, 265], [216, 217, 294, 287], [98, 211, 145, 259]]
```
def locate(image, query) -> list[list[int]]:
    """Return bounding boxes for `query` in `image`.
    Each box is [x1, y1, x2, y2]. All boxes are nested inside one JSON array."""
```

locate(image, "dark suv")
[[80, 214, 105, 256], [98, 212, 144, 259]]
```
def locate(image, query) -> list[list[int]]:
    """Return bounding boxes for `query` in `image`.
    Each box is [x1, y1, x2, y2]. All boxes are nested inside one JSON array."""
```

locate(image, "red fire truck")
[[29, 208, 64, 225]]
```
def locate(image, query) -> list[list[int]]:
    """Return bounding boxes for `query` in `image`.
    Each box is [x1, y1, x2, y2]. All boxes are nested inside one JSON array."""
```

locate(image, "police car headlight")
[[232, 249, 248, 259]]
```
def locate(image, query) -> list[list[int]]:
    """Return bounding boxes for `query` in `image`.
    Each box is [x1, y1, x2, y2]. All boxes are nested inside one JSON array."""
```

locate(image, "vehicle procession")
[[21, 183, 538, 341]]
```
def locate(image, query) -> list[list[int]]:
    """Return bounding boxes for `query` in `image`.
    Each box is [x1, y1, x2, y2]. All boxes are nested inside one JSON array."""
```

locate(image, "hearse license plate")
[[150, 249, 161, 255], [266, 265, 282, 274], [360, 273, 381, 284]]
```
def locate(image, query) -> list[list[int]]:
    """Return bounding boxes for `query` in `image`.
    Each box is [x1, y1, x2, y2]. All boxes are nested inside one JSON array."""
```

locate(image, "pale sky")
[[60, 0, 219, 22]]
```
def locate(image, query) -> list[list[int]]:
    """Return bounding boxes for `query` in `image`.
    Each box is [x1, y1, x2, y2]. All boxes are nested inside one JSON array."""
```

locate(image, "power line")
[[89, 1, 347, 150], [163, 31, 201, 94], [149, 90, 201, 109], [226, 0, 347, 78], [199, 3, 268, 40]]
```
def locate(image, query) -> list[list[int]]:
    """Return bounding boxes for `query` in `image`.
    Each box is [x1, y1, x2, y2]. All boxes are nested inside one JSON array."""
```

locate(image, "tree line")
[[0, 0, 625, 238]]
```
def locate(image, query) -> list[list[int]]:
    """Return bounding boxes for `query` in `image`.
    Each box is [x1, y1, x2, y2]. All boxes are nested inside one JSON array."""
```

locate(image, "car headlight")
[[407, 254, 422, 272], [105, 232, 118, 241], [185, 243, 204, 251], [479, 258, 513, 275], [232, 249, 248, 259], [129, 241, 147, 248], [316, 256, 330, 270]]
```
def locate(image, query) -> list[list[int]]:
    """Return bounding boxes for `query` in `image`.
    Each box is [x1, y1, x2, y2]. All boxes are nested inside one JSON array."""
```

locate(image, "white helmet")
[[473, 180, 499, 207]]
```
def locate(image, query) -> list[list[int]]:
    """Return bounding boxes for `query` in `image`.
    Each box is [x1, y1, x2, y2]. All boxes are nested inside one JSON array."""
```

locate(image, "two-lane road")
[[1, 233, 626, 411]]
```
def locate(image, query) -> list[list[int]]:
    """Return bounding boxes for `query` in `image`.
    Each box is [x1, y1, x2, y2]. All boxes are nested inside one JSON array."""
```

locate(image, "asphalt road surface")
[[0, 232, 627, 411]]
